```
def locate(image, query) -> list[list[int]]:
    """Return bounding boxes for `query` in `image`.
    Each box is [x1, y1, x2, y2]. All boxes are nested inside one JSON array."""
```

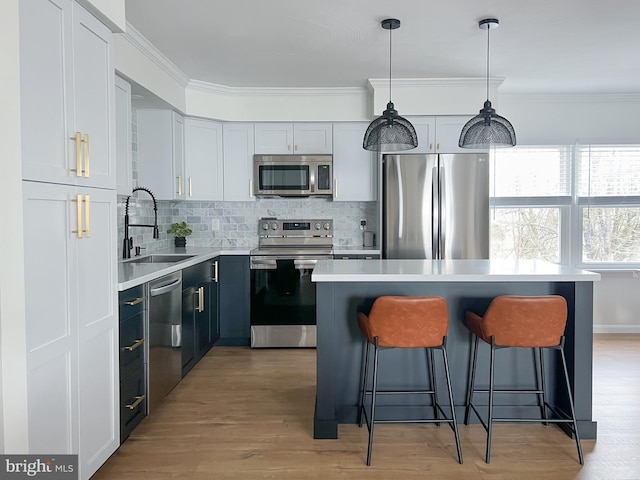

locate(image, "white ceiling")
[[125, 0, 640, 95]]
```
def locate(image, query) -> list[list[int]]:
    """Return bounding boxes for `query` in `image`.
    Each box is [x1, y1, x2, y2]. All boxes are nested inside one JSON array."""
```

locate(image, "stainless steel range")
[[250, 218, 333, 348]]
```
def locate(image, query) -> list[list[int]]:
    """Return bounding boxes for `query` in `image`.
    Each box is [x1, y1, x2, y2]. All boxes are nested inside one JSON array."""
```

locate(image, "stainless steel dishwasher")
[[147, 271, 182, 412]]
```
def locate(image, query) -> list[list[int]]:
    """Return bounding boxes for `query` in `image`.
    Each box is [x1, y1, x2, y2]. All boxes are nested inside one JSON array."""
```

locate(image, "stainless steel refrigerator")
[[383, 153, 489, 259]]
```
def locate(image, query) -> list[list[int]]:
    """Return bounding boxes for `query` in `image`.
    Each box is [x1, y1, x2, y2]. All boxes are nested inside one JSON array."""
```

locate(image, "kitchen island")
[[311, 259, 600, 440]]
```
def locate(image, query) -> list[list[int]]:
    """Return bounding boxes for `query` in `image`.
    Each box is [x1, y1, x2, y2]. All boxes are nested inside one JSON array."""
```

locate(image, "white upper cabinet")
[[184, 118, 224, 201], [223, 123, 255, 202], [332, 123, 377, 202], [20, 0, 115, 189], [115, 76, 132, 195], [255, 123, 332, 154], [407, 116, 488, 154], [137, 110, 185, 200], [410, 117, 437, 154]]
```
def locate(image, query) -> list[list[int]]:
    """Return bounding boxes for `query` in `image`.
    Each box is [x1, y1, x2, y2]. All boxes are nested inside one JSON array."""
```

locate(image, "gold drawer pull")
[[126, 395, 145, 410], [70, 132, 82, 176], [83, 133, 90, 177], [124, 339, 144, 351], [125, 297, 146, 306]]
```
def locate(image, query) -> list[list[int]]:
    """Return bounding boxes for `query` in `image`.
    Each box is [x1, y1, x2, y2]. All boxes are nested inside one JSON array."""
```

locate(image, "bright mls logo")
[[1, 455, 77, 479]]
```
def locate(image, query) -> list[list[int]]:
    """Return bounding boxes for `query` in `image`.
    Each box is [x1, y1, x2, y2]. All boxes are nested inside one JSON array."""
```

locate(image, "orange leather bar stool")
[[357, 296, 463, 466], [464, 295, 583, 464]]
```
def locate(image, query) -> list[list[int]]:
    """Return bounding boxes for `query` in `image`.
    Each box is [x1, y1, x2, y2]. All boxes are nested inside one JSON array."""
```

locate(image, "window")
[[576, 145, 640, 264], [490, 144, 640, 267], [490, 146, 570, 263]]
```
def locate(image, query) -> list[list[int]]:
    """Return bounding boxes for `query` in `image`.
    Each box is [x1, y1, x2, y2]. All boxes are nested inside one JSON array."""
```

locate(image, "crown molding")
[[187, 80, 367, 97], [367, 77, 504, 91], [122, 22, 190, 88], [499, 92, 640, 103]]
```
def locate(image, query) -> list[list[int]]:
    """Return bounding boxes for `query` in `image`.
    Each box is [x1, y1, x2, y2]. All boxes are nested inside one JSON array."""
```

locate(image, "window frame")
[[491, 144, 640, 270]]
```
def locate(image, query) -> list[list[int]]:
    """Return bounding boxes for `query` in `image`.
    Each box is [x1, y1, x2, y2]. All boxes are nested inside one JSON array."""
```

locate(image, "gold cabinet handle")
[[126, 395, 145, 410], [125, 297, 146, 306], [72, 194, 83, 238], [196, 286, 205, 312], [287, 145, 291, 151], [177, 176, 182, 196], [294, 145, 298, 151], [124, 339, 144, 351], [70, 132, 82, 176], [429, 143, 433, 150], [189, 177, 193, 197], [437, 143, 440, 150], [212, 260, 218, 283], [83, 134, 90, 177], [84, 194, 90, 237]]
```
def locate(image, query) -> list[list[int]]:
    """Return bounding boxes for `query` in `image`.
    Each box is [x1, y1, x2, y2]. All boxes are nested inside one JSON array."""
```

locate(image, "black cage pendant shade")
[[459, 18, 516, 149], [363, 18, 418, 152]]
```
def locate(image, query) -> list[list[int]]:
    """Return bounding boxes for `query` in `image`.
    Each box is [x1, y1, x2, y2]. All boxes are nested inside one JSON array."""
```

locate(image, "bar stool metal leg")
[[428, 348, 440, 426], [559, 339, 584, 465], [358, 340, 371, 428], [441, 339, 463, 464], [366, 337, 380, 466], [535, 347, 548, 425], [464, 335, 479, 425], [486, 336, 496, 464]]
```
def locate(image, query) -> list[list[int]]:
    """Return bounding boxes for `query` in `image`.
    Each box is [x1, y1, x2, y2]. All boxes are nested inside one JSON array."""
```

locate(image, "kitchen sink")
[[123, 254, 195, 264]]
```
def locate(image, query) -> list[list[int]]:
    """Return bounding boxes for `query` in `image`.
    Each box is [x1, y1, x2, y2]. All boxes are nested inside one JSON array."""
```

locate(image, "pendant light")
[[459, 18, 516, 149], [363, 18, 418, 152]]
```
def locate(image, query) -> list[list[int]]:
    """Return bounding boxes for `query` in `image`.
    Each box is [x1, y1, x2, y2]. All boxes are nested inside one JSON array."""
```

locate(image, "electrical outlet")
[[211, 218, 220, 231], [360, 219, 367, 230]]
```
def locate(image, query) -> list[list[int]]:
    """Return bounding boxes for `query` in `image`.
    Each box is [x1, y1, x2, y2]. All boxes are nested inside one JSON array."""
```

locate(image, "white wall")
[[114, 25, 188, 113], [0, 0, 29, 453], [593, 272, 640, 333], [500, 94, 640, 145], [186, 82, 370, 122], [75, 0, 125, 32]]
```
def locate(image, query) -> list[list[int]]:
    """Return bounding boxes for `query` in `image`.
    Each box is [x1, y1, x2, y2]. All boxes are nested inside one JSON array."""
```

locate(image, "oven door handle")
[[250, 259, 278, 270], [294, 259, 319, 270]]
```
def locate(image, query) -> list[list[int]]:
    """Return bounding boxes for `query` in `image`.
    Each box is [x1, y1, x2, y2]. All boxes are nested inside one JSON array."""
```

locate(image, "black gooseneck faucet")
[[123, 186, 159, 259]]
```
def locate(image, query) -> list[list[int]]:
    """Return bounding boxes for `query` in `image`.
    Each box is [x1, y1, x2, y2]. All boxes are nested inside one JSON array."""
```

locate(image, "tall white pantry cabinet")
[[19, 1, 119, 479]]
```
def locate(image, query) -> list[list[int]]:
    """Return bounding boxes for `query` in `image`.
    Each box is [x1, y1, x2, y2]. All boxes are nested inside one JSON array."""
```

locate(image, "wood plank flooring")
[[94, 334, 640, 479]]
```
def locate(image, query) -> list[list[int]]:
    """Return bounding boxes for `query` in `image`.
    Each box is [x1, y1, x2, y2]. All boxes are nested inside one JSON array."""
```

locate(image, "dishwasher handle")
[[149, 278, 182, 296]]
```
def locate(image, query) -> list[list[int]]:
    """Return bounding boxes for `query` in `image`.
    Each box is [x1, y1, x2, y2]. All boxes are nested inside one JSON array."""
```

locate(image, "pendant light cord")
[[389, 25, 392, 103], [486, 24, 490, 101]]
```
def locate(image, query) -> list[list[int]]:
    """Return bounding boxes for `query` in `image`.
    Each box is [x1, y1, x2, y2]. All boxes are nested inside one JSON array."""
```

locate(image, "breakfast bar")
[[311, 259, 600, 440]]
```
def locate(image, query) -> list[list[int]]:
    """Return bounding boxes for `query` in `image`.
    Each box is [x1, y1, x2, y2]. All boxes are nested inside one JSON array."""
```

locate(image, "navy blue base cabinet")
[[217, 255, 250, 346]]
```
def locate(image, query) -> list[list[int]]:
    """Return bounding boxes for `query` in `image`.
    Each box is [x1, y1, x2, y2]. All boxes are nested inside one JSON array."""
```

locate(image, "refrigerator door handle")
[[432, 166, 438, 259], [440, 165, 446, 259]]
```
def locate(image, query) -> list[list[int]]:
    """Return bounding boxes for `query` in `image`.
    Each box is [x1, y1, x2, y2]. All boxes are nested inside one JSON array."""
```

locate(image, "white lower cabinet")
[[23, 181, 118, 480], [332, 123, 377, 201]]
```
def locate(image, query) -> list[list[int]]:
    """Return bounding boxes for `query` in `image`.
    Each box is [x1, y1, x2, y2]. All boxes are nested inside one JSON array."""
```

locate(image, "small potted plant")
[[167, 221, 192, 248]]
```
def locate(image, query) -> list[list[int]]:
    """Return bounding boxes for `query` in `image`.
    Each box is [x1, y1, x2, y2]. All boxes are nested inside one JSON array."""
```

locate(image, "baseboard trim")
[[593, 325, 640, 334]]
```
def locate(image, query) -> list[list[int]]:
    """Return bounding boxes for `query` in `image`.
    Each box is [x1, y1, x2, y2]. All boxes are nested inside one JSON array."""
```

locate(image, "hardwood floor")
[[94, 334, 640, 479]]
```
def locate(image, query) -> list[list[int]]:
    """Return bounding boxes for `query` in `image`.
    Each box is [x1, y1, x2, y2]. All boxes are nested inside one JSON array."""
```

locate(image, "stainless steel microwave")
[[253, 155, 333, 197]]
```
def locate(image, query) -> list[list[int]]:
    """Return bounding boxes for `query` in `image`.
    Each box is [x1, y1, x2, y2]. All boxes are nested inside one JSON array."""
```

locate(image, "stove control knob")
[[323, 222, 331, 230], [271, 223, 278, 230], [315, 222, 322, 230], [262, 223, 269, 231]]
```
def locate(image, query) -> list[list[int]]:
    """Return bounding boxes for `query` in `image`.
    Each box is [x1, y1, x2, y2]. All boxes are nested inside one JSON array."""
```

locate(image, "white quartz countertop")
[[118, 246, 251, 291], [311, 259, 601, 283]]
